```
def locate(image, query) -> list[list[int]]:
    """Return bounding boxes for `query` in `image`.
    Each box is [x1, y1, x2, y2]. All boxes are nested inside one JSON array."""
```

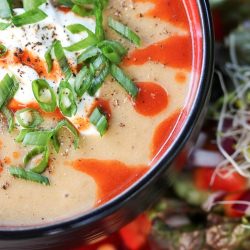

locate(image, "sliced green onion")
[[100, 44, 122, 64], [22, 130, 54, 147], [77, 46, 100, 64], [88, 55, 110, 96], [2, 106, 14, 132], [64, 36, 97, 52], [110, 64, 138, 98], [0, 22, 11, 30], [56, 0, 74, 7], [15, 128, 36, 143], [53, 40, 72, 80], [24, 146, 49, 174], [108, 18, 141, 46], [95, 1, 105, 41], [65, 23, 97, 52], [0, 74, 19, 109], [74, 66, 92, 97], [15, 108, 43, 128], [89, 107, 108, 136], [12, 9, 47, 27], [58, 80, 77, 117], [32, 79, 57, 112], [44, 42, 55, 73], [23, 0, 46, 11], [9, 167, 49, 185], [66, 23, 95, 36], [98, 40, 127, 57], [0, 44, 7, 57], [72, 4, 93, 17], [0, 0, 12, 19], [52, 119, 79, 152], [0, 75, 18, 132], [72, 0, 93, 5]]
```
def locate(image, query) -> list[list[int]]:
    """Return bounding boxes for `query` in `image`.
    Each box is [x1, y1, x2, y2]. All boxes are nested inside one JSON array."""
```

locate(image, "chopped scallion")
[[15, 108, 44, 128], [74, 66, 92, 97], [108, 17, 141, 46], [24, 146, 49, 174], [23, 0, 46, 11], [9, 167, 49, 185], [22, 130, 54, 147], [52, 119, 79, 152], [0, 0, 12, 19], [58, 80, 77, 117], [2, 106, 14, 132], [110, 64, 138, 98], [32, 79, 57, 112], [53, 40, 72, 80], [89, 107, 108, 136], [12, 8, 47, 27], [0, 22, 10, 30], [0, 44, 7, 57]]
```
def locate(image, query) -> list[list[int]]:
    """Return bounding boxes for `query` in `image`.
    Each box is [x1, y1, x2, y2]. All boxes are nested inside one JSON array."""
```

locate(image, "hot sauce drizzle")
[[8, 99, 64, 120], [11, 49, 61, 80], [123, 36, 192, 70], [151, 110, 181, 158], [73, 159, 148, 205], [133, 0, 189, 29], [133, 82, 168, 116]]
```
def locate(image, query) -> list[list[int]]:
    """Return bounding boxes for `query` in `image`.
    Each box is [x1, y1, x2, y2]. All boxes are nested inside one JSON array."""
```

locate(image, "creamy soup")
[[0, 0, 202, 227]]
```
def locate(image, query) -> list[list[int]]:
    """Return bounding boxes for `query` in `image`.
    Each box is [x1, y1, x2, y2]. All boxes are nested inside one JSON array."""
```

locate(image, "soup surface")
[[0, 0, 202, 227]]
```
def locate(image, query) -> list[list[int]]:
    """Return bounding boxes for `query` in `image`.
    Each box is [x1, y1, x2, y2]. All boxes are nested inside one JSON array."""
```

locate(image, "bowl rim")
[[0, 0, 214, 238]]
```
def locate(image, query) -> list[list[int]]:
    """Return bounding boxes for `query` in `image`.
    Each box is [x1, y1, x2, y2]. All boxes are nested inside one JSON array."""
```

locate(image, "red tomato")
[[194, 167, 247, 192], [119, 214, 151, 250]]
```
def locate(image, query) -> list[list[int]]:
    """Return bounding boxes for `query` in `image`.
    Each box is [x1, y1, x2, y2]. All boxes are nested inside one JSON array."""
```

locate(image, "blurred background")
[[73, 1, 250, 249]]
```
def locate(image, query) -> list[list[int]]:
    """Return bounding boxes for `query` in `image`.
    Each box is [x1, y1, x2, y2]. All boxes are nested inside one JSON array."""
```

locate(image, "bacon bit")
[[12, 152, 20, 159]]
